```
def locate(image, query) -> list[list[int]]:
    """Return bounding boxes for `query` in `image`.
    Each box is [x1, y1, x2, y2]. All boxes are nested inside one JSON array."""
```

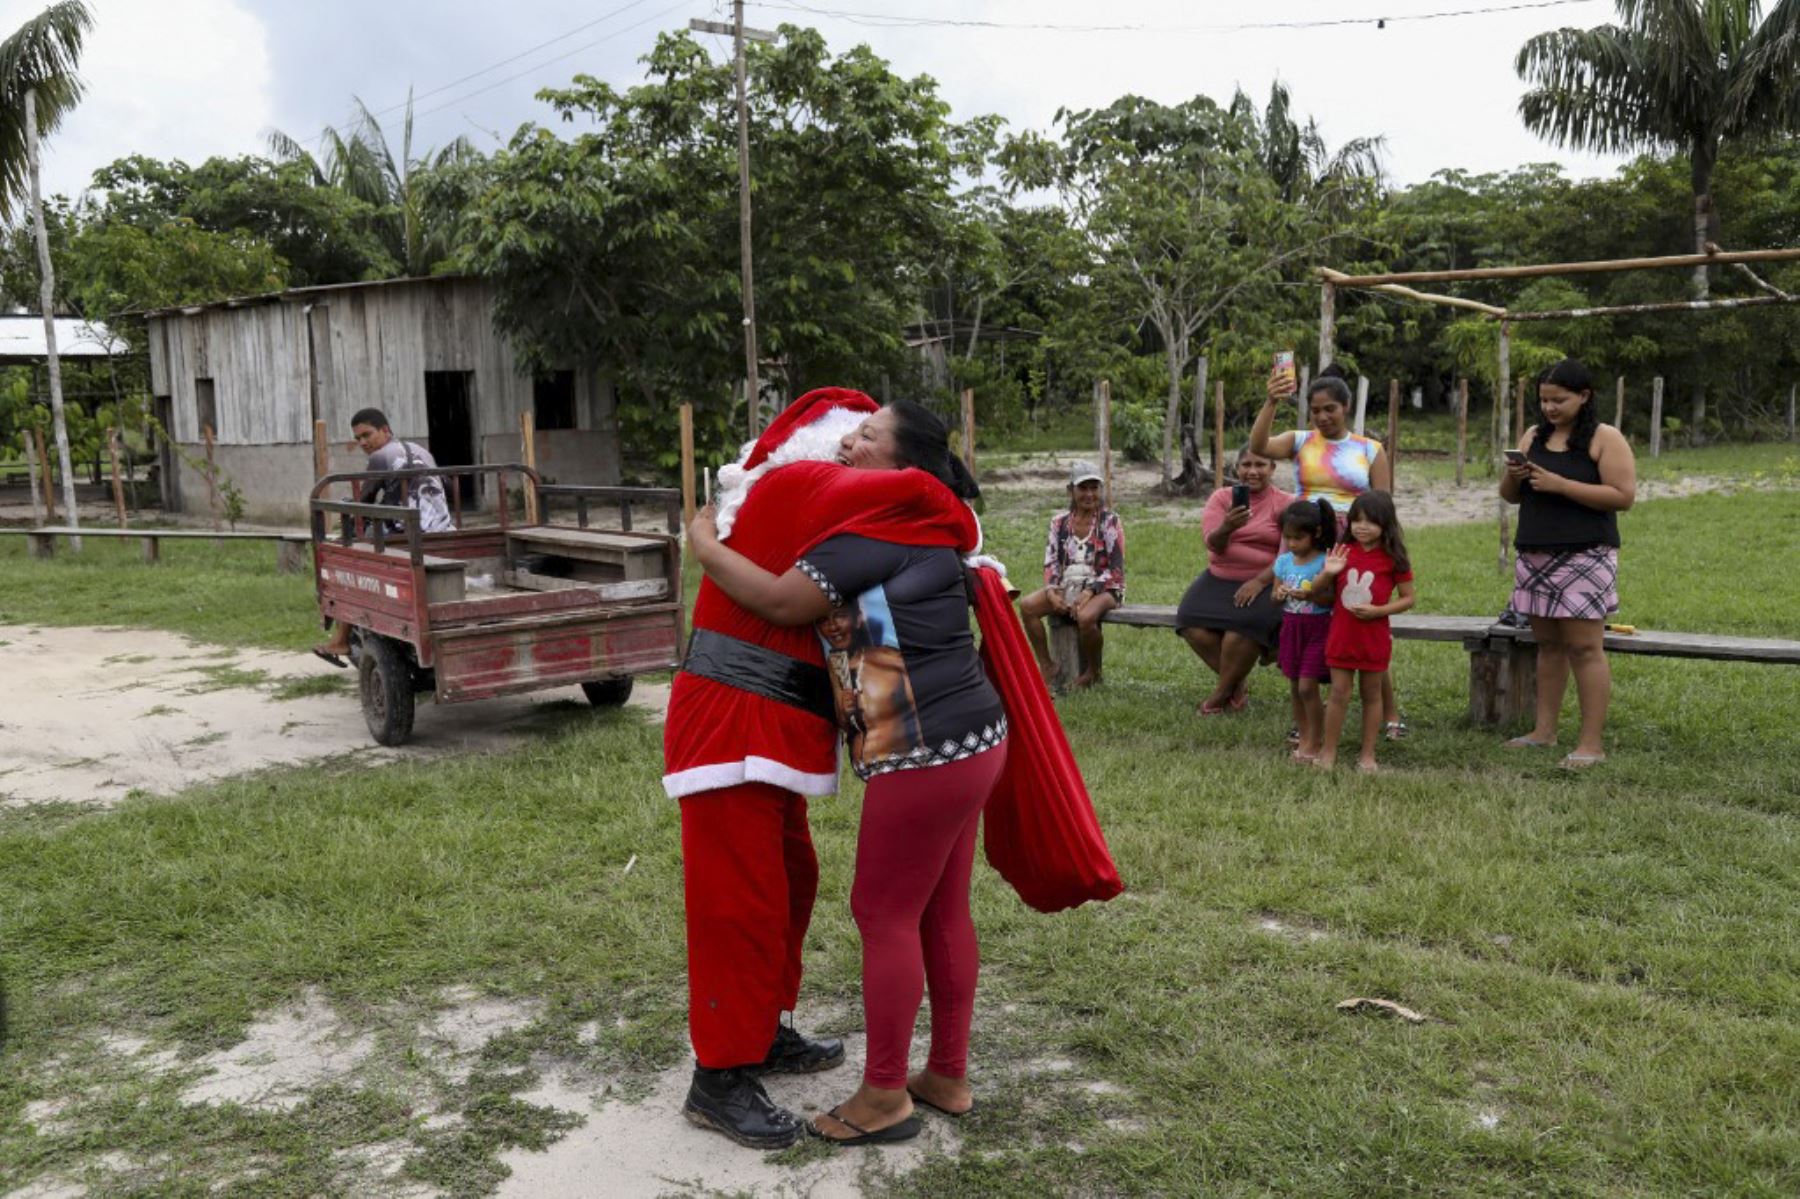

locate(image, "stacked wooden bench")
[[1049, 605, 1800, 726], [1, 526, 313, 574]]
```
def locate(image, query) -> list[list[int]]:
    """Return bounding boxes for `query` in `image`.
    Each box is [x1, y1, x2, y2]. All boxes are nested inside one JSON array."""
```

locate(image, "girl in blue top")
[[1259, 498, 1339, 761]]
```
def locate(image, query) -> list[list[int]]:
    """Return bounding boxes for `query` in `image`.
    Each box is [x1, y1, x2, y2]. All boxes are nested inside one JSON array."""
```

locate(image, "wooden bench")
[[1047, 605, 1800, 726], [1, 526, 313, 574]]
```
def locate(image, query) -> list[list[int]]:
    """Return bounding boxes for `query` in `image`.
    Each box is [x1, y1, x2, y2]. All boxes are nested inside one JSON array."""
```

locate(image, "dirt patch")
[[496, 1029, 955, 1198], [182, 988, 377, 1111], [0, 625, 669, 809]]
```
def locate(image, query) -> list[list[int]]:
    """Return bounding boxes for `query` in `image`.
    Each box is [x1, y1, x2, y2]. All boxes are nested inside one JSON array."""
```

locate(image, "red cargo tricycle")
[[308, 463, 684, 745]]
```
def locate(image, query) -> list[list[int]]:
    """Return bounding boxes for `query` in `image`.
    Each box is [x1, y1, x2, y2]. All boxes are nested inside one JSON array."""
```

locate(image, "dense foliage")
[[5, 8, 1800, 471]]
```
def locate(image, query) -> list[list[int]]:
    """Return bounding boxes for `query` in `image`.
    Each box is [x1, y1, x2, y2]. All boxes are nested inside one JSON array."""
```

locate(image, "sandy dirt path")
[[0, 624, 668, 809]]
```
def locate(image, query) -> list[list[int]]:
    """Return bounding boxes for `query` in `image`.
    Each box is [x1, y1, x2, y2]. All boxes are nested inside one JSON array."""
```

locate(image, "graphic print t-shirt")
[[796, 535, 1007, 780], [1273, 549, 1330, 615]]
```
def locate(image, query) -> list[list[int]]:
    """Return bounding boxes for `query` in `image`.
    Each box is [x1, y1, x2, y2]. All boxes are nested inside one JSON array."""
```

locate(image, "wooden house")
[[146, 277, 622, 520]]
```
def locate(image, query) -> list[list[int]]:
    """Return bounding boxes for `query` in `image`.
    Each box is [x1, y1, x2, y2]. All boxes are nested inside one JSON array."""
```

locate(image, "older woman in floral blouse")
[[1018, 461, 1125, 690]]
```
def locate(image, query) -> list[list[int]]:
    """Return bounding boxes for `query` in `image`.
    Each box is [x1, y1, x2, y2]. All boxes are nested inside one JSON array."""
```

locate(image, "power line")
[[748, 0, 1603, 34], [292, 0, 666, 150]]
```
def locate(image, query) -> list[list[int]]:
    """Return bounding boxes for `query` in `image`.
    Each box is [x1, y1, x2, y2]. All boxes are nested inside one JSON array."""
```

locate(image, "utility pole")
[[692, 5, 777, 439]]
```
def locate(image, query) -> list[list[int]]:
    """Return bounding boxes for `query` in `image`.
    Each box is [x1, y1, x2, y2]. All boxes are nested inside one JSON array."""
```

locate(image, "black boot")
[[683, 1066, 803, 1149], [754, 1021, 846, 1075]]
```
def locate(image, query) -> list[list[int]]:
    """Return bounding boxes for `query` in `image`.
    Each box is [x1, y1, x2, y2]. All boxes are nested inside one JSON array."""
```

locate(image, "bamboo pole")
[[1317, 282, 1337, 369], [1615, 376, 1627, 437], [1386, 379, 1400, 491], [1455, 378, 1469, 488], [1649, 376, 1664, 458], [678, 403, 697, 529], [1506, 293, 1800, 322], [1320, 245, 1800, 288], [961, 387, 977, 477], [202, 424, 221, 532], [1213, 378, 1226, 487], [1363, 282, 1507, 315], [1353, 376, 1369, 436], [1097, 380, 1113, 508], [23, 429, 45, 526], [520, 410, 539, 524], [107, 429, 127, 528]]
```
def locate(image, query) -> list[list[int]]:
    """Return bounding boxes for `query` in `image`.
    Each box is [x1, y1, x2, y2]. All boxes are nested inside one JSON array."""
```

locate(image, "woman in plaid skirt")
[[1499, 359, 1638, 768]]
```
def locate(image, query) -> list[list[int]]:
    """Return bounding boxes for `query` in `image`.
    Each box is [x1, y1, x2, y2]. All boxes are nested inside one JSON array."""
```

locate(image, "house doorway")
[[423, 371, 476, 503], [153, 395, 181, 512]]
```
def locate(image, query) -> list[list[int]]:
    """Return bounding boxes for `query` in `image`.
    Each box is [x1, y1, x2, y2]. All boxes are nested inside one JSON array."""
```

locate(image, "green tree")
[[1517, 0, 1800, 434], [270, 92, 481, 277], [2, 0, 93, 534]]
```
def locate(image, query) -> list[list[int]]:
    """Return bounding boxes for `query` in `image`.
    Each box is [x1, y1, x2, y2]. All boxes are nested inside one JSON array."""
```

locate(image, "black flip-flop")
[[811, 1107, 922, 1146], [907, 1087, 975, 1119], [311, 647, 349, 669]]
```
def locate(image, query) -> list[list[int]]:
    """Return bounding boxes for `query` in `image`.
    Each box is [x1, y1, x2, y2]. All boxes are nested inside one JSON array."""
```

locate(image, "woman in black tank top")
[[1499, 359, 1637, 768]]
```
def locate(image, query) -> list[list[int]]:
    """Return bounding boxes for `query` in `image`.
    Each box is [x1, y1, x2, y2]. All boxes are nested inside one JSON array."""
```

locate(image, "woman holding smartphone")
[[1500, 359, 1636, 767], [1174, 447, 1293, 714]]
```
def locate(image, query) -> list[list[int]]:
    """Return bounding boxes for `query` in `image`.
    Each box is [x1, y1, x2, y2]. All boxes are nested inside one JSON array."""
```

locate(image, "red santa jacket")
[[662, 460, 980, 798]]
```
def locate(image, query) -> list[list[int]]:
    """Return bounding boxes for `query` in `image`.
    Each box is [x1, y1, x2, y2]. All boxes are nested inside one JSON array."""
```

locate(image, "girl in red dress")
[[1316, 491, 1415, 772]]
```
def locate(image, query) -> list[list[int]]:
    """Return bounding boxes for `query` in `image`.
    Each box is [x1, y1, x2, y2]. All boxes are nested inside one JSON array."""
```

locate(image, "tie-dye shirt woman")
[[1291, 430, 1382, 513]]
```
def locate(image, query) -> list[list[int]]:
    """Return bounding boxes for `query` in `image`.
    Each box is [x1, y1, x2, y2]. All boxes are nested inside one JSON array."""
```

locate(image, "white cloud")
[[2, 0, 275, 200]]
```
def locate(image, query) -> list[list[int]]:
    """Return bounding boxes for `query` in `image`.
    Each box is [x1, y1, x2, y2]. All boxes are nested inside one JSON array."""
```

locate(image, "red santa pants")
[[679, 782, 818, 1069], [852, 742, 1007, 1090]]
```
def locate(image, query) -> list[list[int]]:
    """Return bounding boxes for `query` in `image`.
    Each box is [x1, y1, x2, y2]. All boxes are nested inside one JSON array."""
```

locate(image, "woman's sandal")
[[1560, 752, 1607, 770], [1227, 686, 1250, 712], [907, 1087, 975, 1119], [1382, 720, 1409, 741], [310, 647, 349, 669], [1197, 698, 1229, 716], [811, 1107, 923, 1146], [1503, 736, 1555, 749]]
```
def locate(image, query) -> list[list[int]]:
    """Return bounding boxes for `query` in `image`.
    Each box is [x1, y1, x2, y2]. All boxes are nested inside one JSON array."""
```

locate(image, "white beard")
[[713, 408, 870, 540]]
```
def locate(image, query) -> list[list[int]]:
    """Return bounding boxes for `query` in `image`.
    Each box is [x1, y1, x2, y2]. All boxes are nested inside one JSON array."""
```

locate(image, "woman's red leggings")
[[851, 740, 1008, 1090]]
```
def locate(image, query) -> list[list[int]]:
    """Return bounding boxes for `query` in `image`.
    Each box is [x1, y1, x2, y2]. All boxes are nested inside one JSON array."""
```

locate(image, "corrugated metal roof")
[[0, 316, 120, 362], [142, 274, 477, 319]]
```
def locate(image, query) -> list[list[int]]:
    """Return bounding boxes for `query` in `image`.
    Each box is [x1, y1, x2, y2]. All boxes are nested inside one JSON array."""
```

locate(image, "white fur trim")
[[713, 408, 871, 540], [663, 756, 841, 799]]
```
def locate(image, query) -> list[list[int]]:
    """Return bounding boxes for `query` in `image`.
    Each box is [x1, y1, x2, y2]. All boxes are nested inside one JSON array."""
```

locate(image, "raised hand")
[[1320, 543, 1351, 576]]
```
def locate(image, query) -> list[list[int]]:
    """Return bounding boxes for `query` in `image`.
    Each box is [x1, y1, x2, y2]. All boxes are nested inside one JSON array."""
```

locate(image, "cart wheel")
[[359, 635, 416, 745], [581, 677, 634, 707]]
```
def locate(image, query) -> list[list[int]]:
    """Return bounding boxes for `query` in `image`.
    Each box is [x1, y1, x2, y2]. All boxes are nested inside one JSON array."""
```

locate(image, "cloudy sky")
[[6, 0, 1632, 203]]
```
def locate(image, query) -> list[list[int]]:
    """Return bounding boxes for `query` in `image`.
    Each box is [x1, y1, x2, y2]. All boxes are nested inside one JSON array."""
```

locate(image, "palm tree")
[[2, 1, 93, 538], [270, 92, 479, 276], [1517, 1, 1800, 430]]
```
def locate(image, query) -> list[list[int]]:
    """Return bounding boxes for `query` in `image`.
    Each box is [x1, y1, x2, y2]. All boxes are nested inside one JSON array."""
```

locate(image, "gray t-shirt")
[[362, 439, 454, 533]]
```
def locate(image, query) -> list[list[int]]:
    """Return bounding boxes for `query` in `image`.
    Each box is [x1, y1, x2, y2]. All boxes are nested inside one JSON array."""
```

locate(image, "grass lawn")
[[1, 488, 1797, 1195]]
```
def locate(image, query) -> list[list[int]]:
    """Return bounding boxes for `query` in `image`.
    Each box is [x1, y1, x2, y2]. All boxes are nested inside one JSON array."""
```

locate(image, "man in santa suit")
[[664, 388, 979, 1148]]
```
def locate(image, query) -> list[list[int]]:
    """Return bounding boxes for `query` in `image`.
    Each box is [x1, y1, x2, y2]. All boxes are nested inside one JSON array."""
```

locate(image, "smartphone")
[[1272, 349, 1297, 392], [1232, 483, 1250, 509], [1504, 449, 1528, 467]]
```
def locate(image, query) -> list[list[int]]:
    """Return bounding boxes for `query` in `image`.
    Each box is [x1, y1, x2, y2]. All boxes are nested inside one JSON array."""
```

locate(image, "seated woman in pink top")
[[1175, 448, 1293, 714]]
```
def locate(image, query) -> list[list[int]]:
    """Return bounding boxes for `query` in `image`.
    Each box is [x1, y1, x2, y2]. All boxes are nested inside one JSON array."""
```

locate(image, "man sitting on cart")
[[311, 407, 456, 667]]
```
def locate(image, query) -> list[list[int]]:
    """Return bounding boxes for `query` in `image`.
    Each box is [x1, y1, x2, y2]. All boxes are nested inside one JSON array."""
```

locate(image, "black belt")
[[682, 628, 835, 722]]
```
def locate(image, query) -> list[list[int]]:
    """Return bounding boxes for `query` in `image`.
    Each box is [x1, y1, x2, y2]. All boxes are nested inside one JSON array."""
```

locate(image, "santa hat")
[[714, 387, 878, 538]]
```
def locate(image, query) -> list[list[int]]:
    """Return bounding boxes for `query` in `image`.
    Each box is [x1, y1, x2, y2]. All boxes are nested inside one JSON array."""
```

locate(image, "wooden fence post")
[[961, 387, 977, 478], [678, 403, 697, 530], [107, 428, 127, 528], [519, 410, 539, 524], [1317, 281, 1337, 369], [203, 424, 221, 532], [1514, 376, 1527, 444], [1614, 376, 1627, 438], [32, 428, 56, 521], [1296, 363, 1311, 433], [1649, 376, 1664, 458], [1192, 355, 1208, 483], [1213, 378, 1226, 486], [23, 429, 46, 526], [1495, 322, 1511, 471], [1456, 378, 1469, 487], [1353, 376, 1369, 436], [1386, 379, 1400, 491], [1787, 383, 1796, 441], [1097, 380, 1112, 507], [313, 419, 329, 481]]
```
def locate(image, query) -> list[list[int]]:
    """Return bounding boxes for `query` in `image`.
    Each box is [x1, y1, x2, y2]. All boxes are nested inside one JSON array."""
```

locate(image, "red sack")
[[970, 566, 1124, 913]]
